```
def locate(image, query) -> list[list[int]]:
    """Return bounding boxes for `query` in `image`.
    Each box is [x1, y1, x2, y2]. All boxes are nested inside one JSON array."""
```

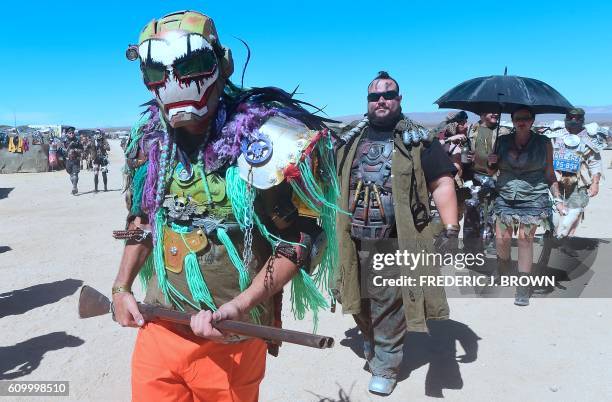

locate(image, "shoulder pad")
[[237, 115, 319, 190], [545, 127, 567, 139], [580, 133, 604, 153], [398, 118, 432, 145], [338, 117, 368, 144], [584, 123, 600, 137]]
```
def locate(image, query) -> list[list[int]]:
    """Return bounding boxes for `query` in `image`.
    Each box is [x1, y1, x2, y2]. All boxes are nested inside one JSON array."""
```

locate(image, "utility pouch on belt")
[[163, 227, 208, 273]]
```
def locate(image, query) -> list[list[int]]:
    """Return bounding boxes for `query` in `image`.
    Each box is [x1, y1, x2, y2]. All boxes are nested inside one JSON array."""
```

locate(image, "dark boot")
[[514, 272, 531, 306], [493, 257, 512, 283], [94, 175, 99, 192], [70, 174, 78, 195], [102, 172, 108, 191]]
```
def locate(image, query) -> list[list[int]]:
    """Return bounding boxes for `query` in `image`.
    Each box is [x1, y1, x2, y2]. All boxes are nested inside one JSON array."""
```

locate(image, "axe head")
[[78, 285, 112, 319]]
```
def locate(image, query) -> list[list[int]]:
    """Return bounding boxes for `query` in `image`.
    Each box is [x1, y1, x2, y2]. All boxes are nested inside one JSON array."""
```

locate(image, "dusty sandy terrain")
[[1, 140, 611, 401]]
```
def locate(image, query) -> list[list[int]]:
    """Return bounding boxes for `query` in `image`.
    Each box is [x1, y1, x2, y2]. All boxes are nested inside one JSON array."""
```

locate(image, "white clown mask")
[[138, 31, 221, 128]]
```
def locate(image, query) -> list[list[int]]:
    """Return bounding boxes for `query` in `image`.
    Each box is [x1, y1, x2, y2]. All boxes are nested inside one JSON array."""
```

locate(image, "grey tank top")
[[496, 132, 550, 201]]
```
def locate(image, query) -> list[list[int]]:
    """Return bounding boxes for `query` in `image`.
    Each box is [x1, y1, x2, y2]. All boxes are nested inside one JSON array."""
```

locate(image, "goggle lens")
[[174, 48, 217, 80]]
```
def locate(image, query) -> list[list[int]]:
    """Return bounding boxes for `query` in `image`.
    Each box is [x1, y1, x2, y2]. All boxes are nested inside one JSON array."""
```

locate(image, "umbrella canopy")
[[434, 75, 573, 115]]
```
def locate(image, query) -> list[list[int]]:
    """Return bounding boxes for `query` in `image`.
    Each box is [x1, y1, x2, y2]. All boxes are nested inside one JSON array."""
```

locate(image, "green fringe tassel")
[[299, 160, 338, 211], [138, 254, 154, 291], [249, 304, 263, 324], [130, 163, 148, 216], [226, 166, 302, 247], [184, 251, 217, 311], [152, 210, 205, 311], [124, 111, 150, 158], [167, 281, 200, 311], [153, 209, 170, 304], [317, 134, 342, 199], [313, 137, 344, 294], [216, 227, 251, 291], [225, 166, 254, 231], [291, 269, 329, 332], [225, 144, 342, 326], [314, 185, 340, 294]]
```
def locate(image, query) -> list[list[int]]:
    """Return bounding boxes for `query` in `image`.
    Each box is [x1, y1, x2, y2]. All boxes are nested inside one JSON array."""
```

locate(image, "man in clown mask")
[[112, 10, 341, 401]]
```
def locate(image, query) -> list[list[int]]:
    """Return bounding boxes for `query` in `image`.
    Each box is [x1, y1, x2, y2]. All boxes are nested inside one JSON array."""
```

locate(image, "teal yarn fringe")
[[153, 209, 170, 304], [290, 269, 329, 332], [226, 166, 302, 247], [225, 166, 254, 231], [152, 210, 213, 311], [166, 281, 200, 311], [124, 111, 150, 158], [184, 251, 217, 311], [130, 163, 148, 216], [216, 227, 251, 291], [138, 253, 154, 291], [249, 304, 263, 324]]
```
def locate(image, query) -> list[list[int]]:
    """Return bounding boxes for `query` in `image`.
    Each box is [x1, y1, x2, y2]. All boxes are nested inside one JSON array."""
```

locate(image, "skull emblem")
[[173, 195, 188, 215], [163, 194, 198, 221]]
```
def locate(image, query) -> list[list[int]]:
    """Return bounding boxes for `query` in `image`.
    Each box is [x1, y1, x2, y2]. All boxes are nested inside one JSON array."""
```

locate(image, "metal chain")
[[242, 168, 255, 267], [264, 248, 276, 290]]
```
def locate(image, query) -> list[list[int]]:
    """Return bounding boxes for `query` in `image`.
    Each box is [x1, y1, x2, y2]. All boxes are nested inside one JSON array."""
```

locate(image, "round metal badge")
[[241, 135, 273, 166]]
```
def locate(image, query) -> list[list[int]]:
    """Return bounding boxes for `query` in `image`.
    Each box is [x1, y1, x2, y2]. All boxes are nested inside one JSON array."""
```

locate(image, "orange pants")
[[132, 322, 267, 402]]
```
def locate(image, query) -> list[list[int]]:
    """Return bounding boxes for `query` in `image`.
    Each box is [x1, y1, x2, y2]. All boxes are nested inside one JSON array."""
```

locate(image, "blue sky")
[[1, 0, 610, 127]]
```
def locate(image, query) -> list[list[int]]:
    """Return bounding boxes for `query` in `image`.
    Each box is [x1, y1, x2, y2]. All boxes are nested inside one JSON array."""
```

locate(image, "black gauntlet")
[[434, 224, 460, 254]]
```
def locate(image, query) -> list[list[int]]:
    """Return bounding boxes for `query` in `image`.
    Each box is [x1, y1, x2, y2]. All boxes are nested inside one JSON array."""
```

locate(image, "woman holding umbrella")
[[487, 106, 566, 306], [435, 72, 574, 305]]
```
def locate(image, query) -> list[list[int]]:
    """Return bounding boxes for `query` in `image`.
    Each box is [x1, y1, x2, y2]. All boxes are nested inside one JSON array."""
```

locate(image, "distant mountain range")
[[19, 106, 607, 132], [335, 105, 612, 127]]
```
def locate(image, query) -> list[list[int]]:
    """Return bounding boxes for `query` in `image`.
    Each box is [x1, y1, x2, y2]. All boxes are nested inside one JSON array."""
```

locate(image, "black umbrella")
[[435, 71, 573, 152], [434, 72, 573, 115]]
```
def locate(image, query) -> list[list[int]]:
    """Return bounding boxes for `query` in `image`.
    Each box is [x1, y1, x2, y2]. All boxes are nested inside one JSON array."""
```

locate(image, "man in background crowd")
[[462, 112, 509, 253], [62, 127, 83, 195], [552, 108, 602, 238]]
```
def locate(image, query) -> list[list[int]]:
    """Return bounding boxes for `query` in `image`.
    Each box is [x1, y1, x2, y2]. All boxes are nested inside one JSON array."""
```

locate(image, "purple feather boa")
[[204, 103, 276, 169]]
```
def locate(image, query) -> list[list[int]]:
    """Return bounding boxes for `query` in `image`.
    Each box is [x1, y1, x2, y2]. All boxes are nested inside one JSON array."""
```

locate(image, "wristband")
[[112, 285, 132, 295]]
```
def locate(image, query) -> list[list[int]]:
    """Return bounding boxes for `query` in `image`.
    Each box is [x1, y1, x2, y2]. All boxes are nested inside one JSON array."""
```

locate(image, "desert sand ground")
[[1, 140, 611, 402]]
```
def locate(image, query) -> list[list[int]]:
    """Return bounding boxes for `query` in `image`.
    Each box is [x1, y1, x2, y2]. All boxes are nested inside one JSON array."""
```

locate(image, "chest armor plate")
[[95, 141, 107, 158], [65, 140, 81, 160], [348, 138, 396, 239], [165, 163, 233, 224]]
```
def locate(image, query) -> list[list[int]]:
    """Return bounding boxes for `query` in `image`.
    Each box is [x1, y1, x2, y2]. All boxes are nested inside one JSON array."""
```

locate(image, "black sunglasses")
[[367, 90, 399, 102]]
